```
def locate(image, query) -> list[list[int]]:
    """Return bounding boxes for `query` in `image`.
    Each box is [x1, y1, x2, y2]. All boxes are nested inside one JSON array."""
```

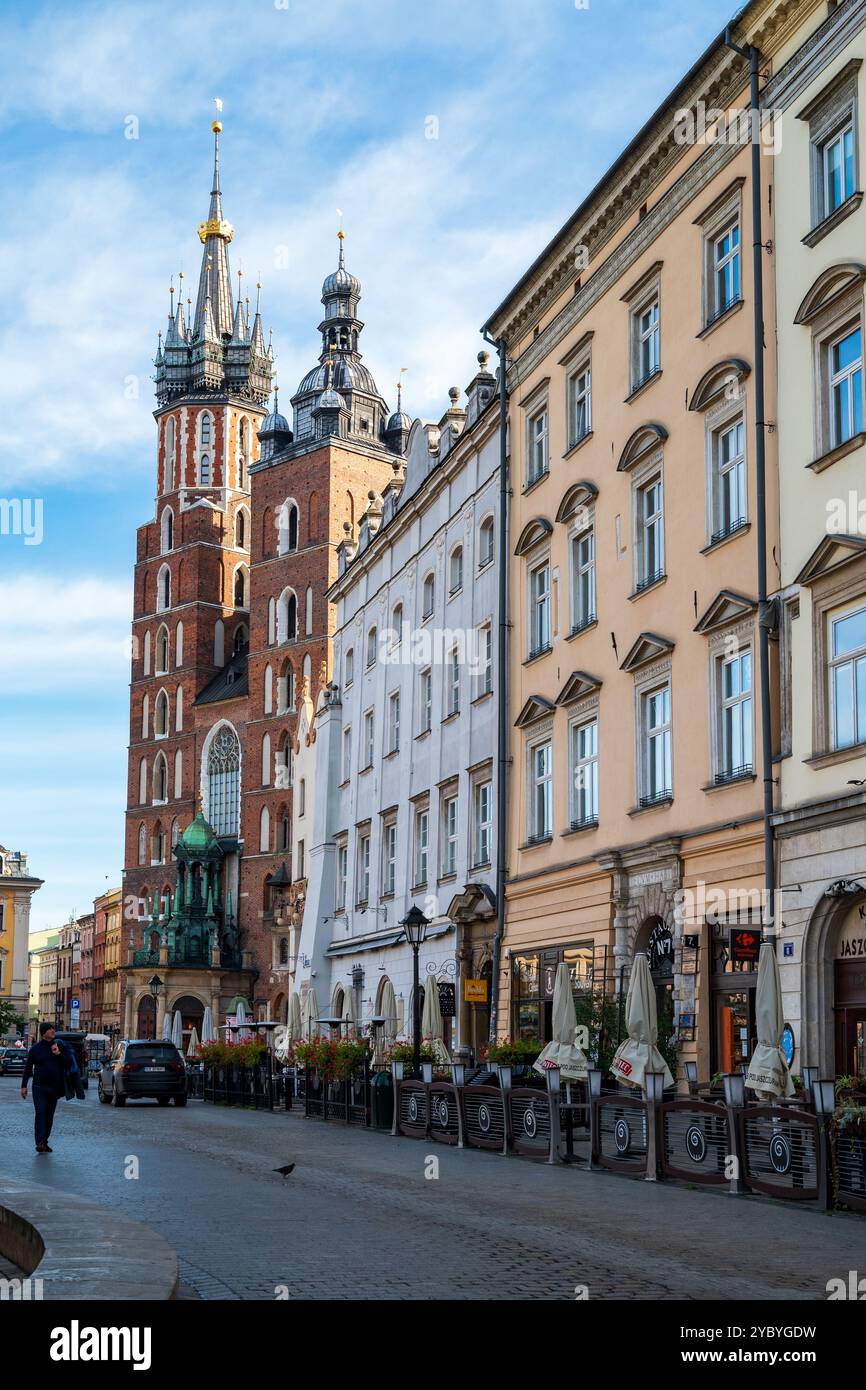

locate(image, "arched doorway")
[[136, 995, 156, 1040], [634, 916, 674, 1019], [833, 900, 866, 1076], [171, 994, 205, 1049], [273, 992, 288, 1025]]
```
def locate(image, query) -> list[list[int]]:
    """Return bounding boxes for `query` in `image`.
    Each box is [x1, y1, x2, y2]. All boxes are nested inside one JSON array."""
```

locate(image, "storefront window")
[[512, 943, 594, 1042]]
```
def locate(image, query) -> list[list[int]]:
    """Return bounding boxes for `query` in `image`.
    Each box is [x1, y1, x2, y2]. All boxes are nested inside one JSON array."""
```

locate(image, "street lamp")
[[400, 905, 430, 1077], [148, 975, 162, 1042]]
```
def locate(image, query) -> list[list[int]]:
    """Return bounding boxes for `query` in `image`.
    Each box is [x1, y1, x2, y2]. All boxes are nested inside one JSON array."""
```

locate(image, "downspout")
[[725, 28, 776, 931], [483, 330, 509, 1039]]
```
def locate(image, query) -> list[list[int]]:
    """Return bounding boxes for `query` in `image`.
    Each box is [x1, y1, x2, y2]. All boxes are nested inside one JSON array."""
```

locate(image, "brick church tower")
[[121, 123, 407, 1039]]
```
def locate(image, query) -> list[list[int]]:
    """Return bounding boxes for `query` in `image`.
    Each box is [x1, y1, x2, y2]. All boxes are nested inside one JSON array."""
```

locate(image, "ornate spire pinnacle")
[[194, 106, 234, 340]]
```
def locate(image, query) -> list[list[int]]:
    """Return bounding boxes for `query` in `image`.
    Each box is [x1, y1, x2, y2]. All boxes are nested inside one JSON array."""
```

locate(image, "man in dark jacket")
[[21, 1023, 74, 1153]]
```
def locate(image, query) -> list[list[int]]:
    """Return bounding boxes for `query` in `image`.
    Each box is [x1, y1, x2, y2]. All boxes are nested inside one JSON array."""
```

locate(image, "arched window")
[[160, 507, 174, 554], [278, 589, 297, 643], [264, 663, 273, 715], [235, 509, 246, 549], [449, 545, 463, 595], [214, 618, 225, 667], [206, 725, 240, 836], [277, 733, 293, 789], [232, 623, 247, 654], [422, 572, 435, 619], [173, 749, 182, 798], [344, 648, 354, 686], [233, 565, 248, 609], [199, 454, 210, 485], [157, 564, 171, 612], [164, 417, 176, 492], [170, 818, 180, 848], [175, 685, 183, 731], [268, 597, 276, 645], [139, 758, 148, 805], [175, 621, 184, 667], [151, 821, 166, 865], [278, 661, 294, 713], [262, 733, 272, 786], [298, 777, 306, 817], [138, 823, 147, 866], [366, 626, 378, 668], [262, 507, 273, 559], [238, 417, 250, 488], [154, 689, 169, 738], [279, 937, 289, 966], [308, 491, 319, 540], [479, 516, 495, 567], [390, 603, 403, 653], [155, 625, 169, 675], [302, 653, 312, 691], [278, 501, 299, 555], [143, 630, 151, 676], [199, 412, 212, 447], [141, 692, 149, 739], [259, 805, 270, 853], [153, 752, 168, 803], [279, 805, 290, 851], [305, 586, 313, 637]]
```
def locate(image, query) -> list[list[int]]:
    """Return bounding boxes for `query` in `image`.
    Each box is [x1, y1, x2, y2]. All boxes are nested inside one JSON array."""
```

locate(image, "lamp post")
[[148, 974, 162, 1042], [400, 906, 430, 1077]]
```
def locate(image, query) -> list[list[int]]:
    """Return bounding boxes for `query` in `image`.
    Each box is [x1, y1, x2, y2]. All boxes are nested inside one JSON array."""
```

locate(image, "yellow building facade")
[[0, 846, 42, 1037]]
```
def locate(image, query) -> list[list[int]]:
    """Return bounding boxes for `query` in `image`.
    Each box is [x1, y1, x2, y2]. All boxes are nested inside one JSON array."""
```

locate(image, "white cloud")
[[0, 572, 131, 692]]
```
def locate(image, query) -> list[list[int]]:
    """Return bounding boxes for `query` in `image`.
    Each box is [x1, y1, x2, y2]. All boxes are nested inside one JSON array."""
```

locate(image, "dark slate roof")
[[195, 646, 249, 706]]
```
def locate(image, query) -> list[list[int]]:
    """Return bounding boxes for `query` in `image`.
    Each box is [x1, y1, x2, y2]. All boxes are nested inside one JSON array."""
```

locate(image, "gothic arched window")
[[278, 501, 299, 555], [157, 565, 171, 612], [206, 725, 240, 837], [161, 508, 174, 554], [200, 412, 212, 447], [236, 509, 246, 549], [153, 752, 168, 803], [156, 625, 169, 675], [233, 565, 248, 609], [199, 454, 210, 485]]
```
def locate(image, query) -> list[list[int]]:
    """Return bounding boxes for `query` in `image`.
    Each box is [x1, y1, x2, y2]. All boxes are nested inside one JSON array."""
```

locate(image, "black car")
[[0, 1046, 27, 1076], [54, 1031, 89, 1089], [98, 1040, 188, 1106]]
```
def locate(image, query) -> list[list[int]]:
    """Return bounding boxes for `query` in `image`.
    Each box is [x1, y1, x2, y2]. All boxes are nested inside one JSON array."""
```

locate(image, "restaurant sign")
[[437, 982, 456, 1018], [463, 978, 488, 1003]]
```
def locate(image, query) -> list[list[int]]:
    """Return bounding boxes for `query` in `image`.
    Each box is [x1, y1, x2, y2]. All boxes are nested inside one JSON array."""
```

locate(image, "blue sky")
[[0, 0, 738, 932]]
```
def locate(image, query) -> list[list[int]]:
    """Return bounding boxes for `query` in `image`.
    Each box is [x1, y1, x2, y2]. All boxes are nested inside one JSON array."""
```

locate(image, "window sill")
[[477, 557, 494, 574], [700, 521, 751, 555], [356, 900, 369, 911], [359, 764, 372, 775], [625, 368, 662, 404], [437, 873, 458, 886], [805, 740, 866, 770], [447, 586, 463, 601], [567, 617, 598, 640], [628, 573, 667, 601], [415, 728, 432, 742], [563, 429, 594, 461], [702, 770, 756, 792], [472, 690, 494, 706], [807, 431, 866, 474], [412, 882, 428, 894], [562, 818, 599, 837], [339, 779, 350, 789], [524, 643, 553, 665], [627, 795, 673, 817], [522, 469, 550, 496], [441, 711, 460, 725], [520, 835, 553, 850], [470, 860, 492, 872], [802, 192, 864, 249], [697, 297, 744, 340], [384, 748, 399, 760]]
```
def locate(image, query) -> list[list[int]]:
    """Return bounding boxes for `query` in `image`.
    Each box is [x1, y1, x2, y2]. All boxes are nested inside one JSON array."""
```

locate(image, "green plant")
[[385, 1041, 437, 1065], [199, 1038, 266, 1067], [482, 1037, 541, 1066], [572, 989, 620, 1074]]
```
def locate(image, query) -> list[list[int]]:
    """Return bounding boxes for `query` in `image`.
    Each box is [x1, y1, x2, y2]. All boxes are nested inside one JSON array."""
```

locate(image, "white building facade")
[[295, 356, 501, 1056]]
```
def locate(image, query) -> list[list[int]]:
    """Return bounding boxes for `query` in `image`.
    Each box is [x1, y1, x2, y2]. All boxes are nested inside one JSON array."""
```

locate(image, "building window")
[[422, 573, 435, 620], [296, 839, 305, 880], [570, 717, 599, 827], [527, 407, 548, 485], [479, 517, 495, 568], [389, 603, 403, 653], [278, 502, 299, 555], [342, 726, 352, 782], [635, 474, 664, 591], [568, 362, 591, 446], [447, 647, 460, 717], [344, 647, 354, 687], [382, 820, 397, 896], [640, 684, 672, 806], [478, 623, 493, 696], [711, 418, 747, 542], [528, 560, 551, 658], [363, 709, 374, 768], [366, 626, 377, 668], [717, 649, 753, 781], [570, 527, 595, 633], [156, 625, 169, 675], [199, 412, 212, 447], [388, 691, 400, 753], [829, 602, 866, 749], [157, 565, 171, 612], [207, 726, 241, 836], [420, 668, 432, 733], [449, 546, 463, 595], [528, 740, 552, 842], [414, 807, 429, 887], [199, 455, 210, 486], [357, 833, 371, 905], [711, 221, 740, 320], [632, 297, 660, 389], [473, 780, 493, 867], [336, 843, 348, 911], [442, 794, 458, 877], [821, 119, 856, 217], [829, 326, 863, 447]]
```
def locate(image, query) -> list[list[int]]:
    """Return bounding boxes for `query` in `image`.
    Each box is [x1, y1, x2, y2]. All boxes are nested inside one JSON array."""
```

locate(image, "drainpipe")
[[483, 330, 509, 1039], [725, 28, 776, 932]]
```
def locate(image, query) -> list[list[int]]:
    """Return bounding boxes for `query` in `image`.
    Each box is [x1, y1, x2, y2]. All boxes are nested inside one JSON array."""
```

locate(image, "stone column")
[[155, 989, 166, 1040]]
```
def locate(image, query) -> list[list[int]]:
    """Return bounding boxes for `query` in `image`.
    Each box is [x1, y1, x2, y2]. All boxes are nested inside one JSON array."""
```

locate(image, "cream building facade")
[[0, 846, 43, 1036]]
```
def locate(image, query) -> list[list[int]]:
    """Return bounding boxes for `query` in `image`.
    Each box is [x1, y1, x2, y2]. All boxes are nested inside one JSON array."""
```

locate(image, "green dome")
[[180, 812, 219, 851]]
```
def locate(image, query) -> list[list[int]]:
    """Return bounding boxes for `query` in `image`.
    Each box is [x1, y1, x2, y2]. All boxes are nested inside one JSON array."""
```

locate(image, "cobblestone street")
[[0, 1082, 862, 1300]]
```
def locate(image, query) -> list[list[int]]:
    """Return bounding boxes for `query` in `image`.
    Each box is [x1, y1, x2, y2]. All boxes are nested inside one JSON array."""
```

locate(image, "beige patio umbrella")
[[745, 942, 795, 1099], [379, 980, 398, 1061], [201, 1006, 215, 1044], [341, 986, 357, 1039], [287, 992, 302, 1046], [421, 977, 451, 1064], [186, 1026, 200, 1058], [302, 987, 319, 1039], [533, 962, 588, 1080], [610, 954, 674, 1091]]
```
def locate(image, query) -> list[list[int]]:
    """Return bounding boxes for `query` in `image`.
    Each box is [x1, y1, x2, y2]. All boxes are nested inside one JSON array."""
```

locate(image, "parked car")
[[0, 1046, 27, 1076], [54, 1031, 89, 1089], [98, 1040, 188, 1106]]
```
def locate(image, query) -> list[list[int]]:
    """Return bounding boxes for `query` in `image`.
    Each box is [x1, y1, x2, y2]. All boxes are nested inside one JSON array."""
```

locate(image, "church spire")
[[193, 104, 234, 341]]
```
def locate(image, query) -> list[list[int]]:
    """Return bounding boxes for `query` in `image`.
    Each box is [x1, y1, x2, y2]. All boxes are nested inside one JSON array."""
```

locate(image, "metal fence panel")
[[462, 1085, 507, 1153], [508, 1088, 553, 1160], [594, 1095, 648, 1174], [738, 1105, 820, 1201], [660, 1100, 730, 1184]]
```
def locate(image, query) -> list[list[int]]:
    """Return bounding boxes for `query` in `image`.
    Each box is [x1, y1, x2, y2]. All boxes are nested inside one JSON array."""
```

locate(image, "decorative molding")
[[794, 262, 866, 325], [514, 516, 553, 556], [689, 358, 751, 412], [555, 480, 598, 524], [514, 695, 556, 729], [617, 423, 668, 473], [620, 631, 675, 673], [556, 670, 603, 705], [795, 533, 866, 585], [694, 589, 758, 634]]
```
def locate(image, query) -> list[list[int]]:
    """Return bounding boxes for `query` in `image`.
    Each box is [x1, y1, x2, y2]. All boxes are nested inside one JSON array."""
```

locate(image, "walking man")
[[21, 1023, 73, 1153]]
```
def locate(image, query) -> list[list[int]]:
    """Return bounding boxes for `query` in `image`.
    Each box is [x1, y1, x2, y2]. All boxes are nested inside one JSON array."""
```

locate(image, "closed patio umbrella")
[[201, 1006, 215, 1044], [746, 942, 795, 1100], [171, 1010, 183, 1051], [186, 1026, 200, 1058], [380, 981, 398, 1061], [421, 977, 450, 1064], [235, 998, 248, 1041], [342, 987, 357, 1039], [533, 962, 588, 1080], [610, 954, 673, 1092], [287, 992, 302, 1046], [161, 1014, 171, 1041], [303, 988, 319, 1039]]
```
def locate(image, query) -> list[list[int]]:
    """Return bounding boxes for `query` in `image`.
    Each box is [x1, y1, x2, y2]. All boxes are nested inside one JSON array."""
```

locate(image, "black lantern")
[[399, 906, 430, 1076], [148, 974, 162, 999]]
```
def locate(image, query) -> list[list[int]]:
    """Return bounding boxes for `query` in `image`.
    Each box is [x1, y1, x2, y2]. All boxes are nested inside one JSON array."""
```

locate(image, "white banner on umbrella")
[[745, 941, 795, 1099]]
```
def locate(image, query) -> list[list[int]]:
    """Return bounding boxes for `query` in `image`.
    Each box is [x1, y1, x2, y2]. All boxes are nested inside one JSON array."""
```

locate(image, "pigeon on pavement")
[[273, 1163, 295, 1177]]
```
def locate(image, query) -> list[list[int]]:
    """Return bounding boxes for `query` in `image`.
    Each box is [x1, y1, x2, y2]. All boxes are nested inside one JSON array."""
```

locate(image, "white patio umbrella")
[[341, 987, 357, 1039], [161, 1014, 172, 1041], [379, 980, 398, 1061], [421, 977, 450, 1064], [745, 942, 795, 1099], [287, 992, 302, 1046], [171, 1010, 183, 1050], [610, 954, 674, 1092], [186, 1026, 200, 1058], [201, 1006, 215, 1044], [303, 988, 319, 1039], [533, 962, 588, 1080], [235, 998, 248, 1041]]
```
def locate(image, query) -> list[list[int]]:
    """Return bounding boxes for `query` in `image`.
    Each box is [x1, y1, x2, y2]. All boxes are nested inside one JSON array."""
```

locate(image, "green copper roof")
[[180, 811, 219, 851]]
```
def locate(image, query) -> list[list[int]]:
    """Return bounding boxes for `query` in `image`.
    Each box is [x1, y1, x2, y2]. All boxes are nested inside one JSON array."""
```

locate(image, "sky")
[[0, 0, 739, 933]]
